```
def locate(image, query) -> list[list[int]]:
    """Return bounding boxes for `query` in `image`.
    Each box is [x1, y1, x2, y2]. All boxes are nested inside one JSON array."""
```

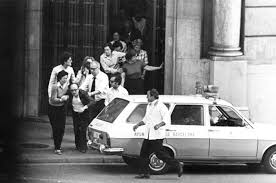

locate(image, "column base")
[[208, 46, 243, 57], [210, 59, 247, 107]]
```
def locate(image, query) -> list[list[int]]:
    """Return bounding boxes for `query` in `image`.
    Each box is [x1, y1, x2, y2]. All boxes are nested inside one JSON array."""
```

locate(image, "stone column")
[[24, 0, 43, 117], [208, 0, 248, 110], [209, 0, 242, 57]]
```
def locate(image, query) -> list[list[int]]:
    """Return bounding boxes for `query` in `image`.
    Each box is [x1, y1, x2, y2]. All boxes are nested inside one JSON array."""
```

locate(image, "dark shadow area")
[[0, 0, 22, 182]]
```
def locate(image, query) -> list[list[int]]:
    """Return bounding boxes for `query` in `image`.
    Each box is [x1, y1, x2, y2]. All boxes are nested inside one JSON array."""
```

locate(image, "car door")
[[166, 104, 209, 159], [208, 105, 258, 158], [119, 103, 170, 156], [116, 103, 147, 156]]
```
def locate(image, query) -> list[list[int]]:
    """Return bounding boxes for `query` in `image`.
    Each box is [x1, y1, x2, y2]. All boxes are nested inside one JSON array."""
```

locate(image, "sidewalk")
[[16, 116, 124, 164]]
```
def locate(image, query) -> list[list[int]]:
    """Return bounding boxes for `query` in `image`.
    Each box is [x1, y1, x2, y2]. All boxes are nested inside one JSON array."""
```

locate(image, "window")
[[127, 104, 147, 124], [171, 105, 204, 125], [209, 105, 244, 127], [126, 103, 170, 124], [97, 98, 129, 123]]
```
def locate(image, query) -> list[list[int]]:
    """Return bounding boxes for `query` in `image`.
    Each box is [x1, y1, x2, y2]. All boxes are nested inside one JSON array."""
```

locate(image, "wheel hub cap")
[[270, 153, 276, 169], [150, 154, 165, 170]]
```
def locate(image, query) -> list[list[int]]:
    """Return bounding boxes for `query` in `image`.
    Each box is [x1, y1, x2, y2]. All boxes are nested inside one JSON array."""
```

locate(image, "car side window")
[[209, 105, 244, 127], [126, 103, 170, 124], [171, 105, 204, 125], [126, 104, 147, 124]]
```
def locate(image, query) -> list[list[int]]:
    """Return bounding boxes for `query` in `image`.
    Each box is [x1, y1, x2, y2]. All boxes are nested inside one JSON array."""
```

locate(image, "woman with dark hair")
[[48, 70, 69, 155], [76, 56, 95, 87], [122, 49, 163, 94]]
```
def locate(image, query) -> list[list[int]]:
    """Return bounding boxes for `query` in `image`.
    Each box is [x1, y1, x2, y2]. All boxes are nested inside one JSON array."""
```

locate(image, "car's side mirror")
[[236, 118, 245, 127]]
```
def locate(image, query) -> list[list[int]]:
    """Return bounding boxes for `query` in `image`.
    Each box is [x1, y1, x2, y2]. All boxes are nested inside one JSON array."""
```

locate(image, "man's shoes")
[[79, 149, 87, 153], [134, 174, 145, 179], [177, 162, 184, 177], [143, 174, 150, 179], [134, 174, 150, 179], [54, 149, 62, 155]]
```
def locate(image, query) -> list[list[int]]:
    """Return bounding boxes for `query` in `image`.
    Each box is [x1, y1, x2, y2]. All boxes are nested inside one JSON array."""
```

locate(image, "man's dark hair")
[[149, 88, 159, 99], [112, 40, 123, 50], [125, 49, 136, 60], [60, 51, 72, 65], [111, 74, 122, 85], [57, 70, 68, 82]]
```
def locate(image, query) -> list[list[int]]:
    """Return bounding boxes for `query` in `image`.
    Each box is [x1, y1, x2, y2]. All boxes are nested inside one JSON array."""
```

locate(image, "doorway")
[[41, 0, 108, 114], [107, 0, 166, 93], [41, 0, 165, 114]]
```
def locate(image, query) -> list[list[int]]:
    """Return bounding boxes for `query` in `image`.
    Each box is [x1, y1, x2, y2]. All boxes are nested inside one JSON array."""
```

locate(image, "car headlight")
[[99, 144, 106, 152], [87, 140, 92, 146]]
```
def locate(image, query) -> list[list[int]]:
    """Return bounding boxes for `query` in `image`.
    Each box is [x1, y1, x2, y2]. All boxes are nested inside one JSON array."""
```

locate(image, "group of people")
[[47, 25, 163, 155], [101, 32, 163, 94], [47, 28, 182, 178], [47, 51, 129, 155]]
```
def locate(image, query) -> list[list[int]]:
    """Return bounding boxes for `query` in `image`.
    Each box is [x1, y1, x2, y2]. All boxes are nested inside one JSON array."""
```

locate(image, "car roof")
[[120, 95, 232, 106]]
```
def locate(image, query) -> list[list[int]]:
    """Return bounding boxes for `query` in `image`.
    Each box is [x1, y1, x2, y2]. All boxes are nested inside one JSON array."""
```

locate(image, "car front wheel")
[[263, 147, 276, 174]]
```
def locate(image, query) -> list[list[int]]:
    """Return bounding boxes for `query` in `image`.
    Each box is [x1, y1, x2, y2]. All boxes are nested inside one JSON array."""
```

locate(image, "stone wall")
[[244, 0, 276, 124], [165, 0, 210, 95]]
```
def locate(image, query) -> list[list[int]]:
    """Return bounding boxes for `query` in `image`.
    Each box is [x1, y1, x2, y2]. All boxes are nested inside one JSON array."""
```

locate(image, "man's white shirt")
[[142, 100, 171, 140], [79, 71, 109, 101], [105, 86, 129, 106]]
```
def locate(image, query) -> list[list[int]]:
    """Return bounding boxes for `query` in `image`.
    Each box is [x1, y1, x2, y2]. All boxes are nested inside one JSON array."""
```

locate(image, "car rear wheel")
[[263, 147, 276, 174], [149, 148, 172, 175]]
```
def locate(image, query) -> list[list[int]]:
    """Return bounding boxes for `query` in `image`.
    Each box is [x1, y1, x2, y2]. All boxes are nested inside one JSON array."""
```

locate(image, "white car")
[[87, 94, 276, 174]]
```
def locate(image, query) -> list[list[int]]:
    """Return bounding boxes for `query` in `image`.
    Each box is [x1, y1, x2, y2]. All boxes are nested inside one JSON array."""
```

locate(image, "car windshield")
[[97, 98, 129, 123], [217, 106, 240, 119], [210, 105, 244, 127]]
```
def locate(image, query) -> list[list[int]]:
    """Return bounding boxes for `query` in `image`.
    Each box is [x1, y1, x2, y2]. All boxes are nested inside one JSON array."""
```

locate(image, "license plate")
[[93, 131, 100, 138]]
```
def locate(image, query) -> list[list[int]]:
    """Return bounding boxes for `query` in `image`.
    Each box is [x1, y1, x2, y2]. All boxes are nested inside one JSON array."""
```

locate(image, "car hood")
[[254, 123, 276, 140]]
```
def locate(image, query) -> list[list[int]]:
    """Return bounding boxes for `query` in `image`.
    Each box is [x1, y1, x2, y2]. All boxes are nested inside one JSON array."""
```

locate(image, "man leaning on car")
[[133, 88, 184, 179]]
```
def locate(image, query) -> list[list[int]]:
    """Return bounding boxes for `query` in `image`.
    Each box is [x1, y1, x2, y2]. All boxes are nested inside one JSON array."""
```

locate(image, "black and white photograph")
[[1, 0, 276, 182]]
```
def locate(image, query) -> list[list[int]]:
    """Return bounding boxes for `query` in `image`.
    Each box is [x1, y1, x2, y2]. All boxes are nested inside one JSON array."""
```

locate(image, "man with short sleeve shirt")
[[133, 89, 183, 179], [105, 74, 128, 106], [80, 61, 109, 120]]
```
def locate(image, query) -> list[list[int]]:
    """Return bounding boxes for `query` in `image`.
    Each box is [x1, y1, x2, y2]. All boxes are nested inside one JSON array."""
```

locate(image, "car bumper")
[[87, 140, 124, 155]]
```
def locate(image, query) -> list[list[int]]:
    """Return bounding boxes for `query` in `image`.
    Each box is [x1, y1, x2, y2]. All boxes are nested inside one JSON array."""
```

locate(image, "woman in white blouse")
[[100, 43, 126, 78]]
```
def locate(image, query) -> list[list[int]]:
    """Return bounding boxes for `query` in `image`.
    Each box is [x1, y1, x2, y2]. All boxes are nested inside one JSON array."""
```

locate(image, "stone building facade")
[[11, 0, 276, 124]]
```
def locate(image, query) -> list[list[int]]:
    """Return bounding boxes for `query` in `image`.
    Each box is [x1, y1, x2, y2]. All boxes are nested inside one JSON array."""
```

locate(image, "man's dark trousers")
[[138, 139, 179, 175], [72, 110, 90, 151]]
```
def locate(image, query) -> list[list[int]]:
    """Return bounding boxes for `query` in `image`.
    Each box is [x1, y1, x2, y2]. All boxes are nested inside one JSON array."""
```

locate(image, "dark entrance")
[[108, 0, 166, 94], [41, 0, 165, 114], [41, 0, 107, 114]]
